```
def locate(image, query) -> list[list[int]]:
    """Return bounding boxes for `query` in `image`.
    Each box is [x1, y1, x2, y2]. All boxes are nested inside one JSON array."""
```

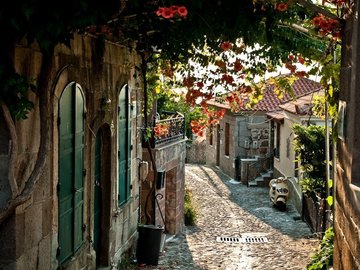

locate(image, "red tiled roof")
[[208, 77, 322, 113], [279, 90, 324, 115]]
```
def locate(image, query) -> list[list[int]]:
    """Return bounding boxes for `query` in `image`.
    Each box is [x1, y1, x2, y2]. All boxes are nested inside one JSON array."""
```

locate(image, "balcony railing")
[[146, 111, 186, 148]]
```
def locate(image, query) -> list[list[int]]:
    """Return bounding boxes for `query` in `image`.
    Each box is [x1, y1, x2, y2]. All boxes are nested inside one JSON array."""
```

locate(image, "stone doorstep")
[[248, 180, 258, 187]]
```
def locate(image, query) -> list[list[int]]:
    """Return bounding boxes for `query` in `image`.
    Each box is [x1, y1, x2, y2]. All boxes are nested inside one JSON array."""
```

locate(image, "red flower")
[[312, 16, 323, 26], [320, 20, 330, 31], [220, 41, 233, 51], [221, 74, 234, 84], [298, 56, 305, 64], [156, 7, 164, 17], [162, 8, 174, 19], [197, 81, 204, 88], [277, 3, 288, 12], [288, 54, 295, 61], [170, 5, 179, 13], [328, 19, 339, 29], [295, 71, 308, 77], [183, 77, 194, 87], [285, 61, 296, 73], [332, 31, 342, 40], [177, 6, 188, 17], [234, 59, 243, 72]]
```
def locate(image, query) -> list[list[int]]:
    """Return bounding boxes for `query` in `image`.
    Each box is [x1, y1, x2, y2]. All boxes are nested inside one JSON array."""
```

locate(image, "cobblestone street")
[[134, 164, 320, 270]]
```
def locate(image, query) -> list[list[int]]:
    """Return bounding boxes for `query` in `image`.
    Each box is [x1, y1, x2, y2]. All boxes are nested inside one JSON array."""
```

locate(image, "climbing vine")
[[307, 226, 334, 270], [293, 124, 332, 199]]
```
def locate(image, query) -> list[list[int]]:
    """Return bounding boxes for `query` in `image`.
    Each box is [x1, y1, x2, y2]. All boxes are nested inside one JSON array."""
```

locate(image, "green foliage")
[[299, 177, 326, 198], [1, 0, 344, 120], [184, 187, 197, 226], [293, 124, 331, 198], [0, 0, 121, 118], [0, 71, 35, 120], [307, 226, 334, 270]]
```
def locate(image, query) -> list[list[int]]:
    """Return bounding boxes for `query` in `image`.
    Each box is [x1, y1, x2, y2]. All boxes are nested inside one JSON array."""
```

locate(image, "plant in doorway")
[[184, 187, 198, 226]]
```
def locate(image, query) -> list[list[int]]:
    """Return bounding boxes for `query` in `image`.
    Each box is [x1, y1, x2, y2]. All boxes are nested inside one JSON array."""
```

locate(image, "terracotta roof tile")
[[208, 77, 322, 113]]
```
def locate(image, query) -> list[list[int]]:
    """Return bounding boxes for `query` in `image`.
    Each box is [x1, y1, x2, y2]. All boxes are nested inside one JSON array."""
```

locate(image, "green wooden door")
[[94, 134, 101, 265], [58, 83, 84, 264], [118, 85, 131, 205]]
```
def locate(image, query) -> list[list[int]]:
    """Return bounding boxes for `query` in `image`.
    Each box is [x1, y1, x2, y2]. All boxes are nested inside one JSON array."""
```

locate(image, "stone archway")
[[93, 124, 111, 267]]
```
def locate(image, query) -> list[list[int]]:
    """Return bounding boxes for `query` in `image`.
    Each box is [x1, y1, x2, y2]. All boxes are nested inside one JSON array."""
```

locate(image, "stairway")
[[248, 170, 273, 187]]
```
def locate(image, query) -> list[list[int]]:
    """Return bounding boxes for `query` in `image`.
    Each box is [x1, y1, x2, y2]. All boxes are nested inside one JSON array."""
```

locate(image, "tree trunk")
[[0, 49, 54, 225], [0, 101, 19, 198]]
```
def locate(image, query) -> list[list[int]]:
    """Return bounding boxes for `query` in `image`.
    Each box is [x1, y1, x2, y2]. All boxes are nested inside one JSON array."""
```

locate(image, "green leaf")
[[328, 179, 333, 188], [326, 195, 333, 206]]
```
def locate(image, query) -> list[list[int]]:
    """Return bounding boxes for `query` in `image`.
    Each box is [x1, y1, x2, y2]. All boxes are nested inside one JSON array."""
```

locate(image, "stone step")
[[248, 180, 258, 187], [261, 171, 273, 178]]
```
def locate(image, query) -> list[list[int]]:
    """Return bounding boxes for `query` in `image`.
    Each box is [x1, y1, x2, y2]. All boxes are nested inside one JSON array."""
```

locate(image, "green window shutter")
[[118, 85, 131, 205], [73, 85, 84, 250], [59, 84, 75, 264], [58, 83, 84, 264]]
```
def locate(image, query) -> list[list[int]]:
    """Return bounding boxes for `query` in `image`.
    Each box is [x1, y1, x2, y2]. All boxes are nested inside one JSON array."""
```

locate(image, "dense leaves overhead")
[[120, 0, 329, 64], [0, 0, 347, 119]]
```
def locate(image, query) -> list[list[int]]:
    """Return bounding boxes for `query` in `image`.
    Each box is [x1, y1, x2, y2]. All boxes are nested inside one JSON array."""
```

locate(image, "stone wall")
[[0, 34, 142, 269], [185, 138, 206, 164]]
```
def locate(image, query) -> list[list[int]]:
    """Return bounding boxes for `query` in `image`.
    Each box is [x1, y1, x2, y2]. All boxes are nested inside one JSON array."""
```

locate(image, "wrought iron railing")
[[148, 111, 186, 147]]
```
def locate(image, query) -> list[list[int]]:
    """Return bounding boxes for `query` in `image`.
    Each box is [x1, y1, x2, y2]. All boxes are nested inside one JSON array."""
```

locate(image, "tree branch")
[[0, 50, 54, 226], [21, 52, 53, 197], [0, 100, 19, 198]]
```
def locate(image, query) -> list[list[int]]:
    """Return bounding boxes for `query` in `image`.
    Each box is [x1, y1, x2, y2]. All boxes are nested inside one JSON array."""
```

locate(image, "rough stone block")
[[24, 203, 43, 250], [38, 235, 51, 270], [42, 198, 53, 237]]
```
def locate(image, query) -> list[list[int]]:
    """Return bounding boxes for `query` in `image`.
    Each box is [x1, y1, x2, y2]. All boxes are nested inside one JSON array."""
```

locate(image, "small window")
[[225, 123, 230, 156], [286, 137, 291, 158], [275, 123, 281, 158], [209, 126, 213, 146]]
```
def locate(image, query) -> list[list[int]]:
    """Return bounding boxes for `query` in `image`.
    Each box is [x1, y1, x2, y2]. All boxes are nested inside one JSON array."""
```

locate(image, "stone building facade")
[[0, 34, 143, 269], [334, 2, 360, 269], [205, 77, 321, 182], [205, 106, 270, 180], [267, 91, 325, 216]]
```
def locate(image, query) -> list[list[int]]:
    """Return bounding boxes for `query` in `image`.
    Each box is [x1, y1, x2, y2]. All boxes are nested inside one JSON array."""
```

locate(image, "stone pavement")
[[133, 164, 320, 270]]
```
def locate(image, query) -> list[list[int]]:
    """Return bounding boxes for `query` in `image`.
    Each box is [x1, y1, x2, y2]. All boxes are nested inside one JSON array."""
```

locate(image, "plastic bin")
[[136, 224, 164, 266]]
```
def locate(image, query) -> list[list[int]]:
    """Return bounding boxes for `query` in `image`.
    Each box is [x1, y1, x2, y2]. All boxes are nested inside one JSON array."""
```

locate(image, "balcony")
[[144, 111, 186, 148]]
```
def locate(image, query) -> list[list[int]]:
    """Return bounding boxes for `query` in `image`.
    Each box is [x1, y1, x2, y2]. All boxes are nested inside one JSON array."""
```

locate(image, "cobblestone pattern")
[[132, 164, 320, 270]]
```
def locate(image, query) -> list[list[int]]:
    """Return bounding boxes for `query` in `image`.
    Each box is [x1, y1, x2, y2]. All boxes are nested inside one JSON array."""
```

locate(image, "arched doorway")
[[58, 82, 85, 264], [93, 126, 111, 266]]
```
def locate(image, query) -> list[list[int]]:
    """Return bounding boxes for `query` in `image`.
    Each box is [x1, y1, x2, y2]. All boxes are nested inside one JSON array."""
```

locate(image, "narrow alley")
[[135, 164, 320, 270]]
